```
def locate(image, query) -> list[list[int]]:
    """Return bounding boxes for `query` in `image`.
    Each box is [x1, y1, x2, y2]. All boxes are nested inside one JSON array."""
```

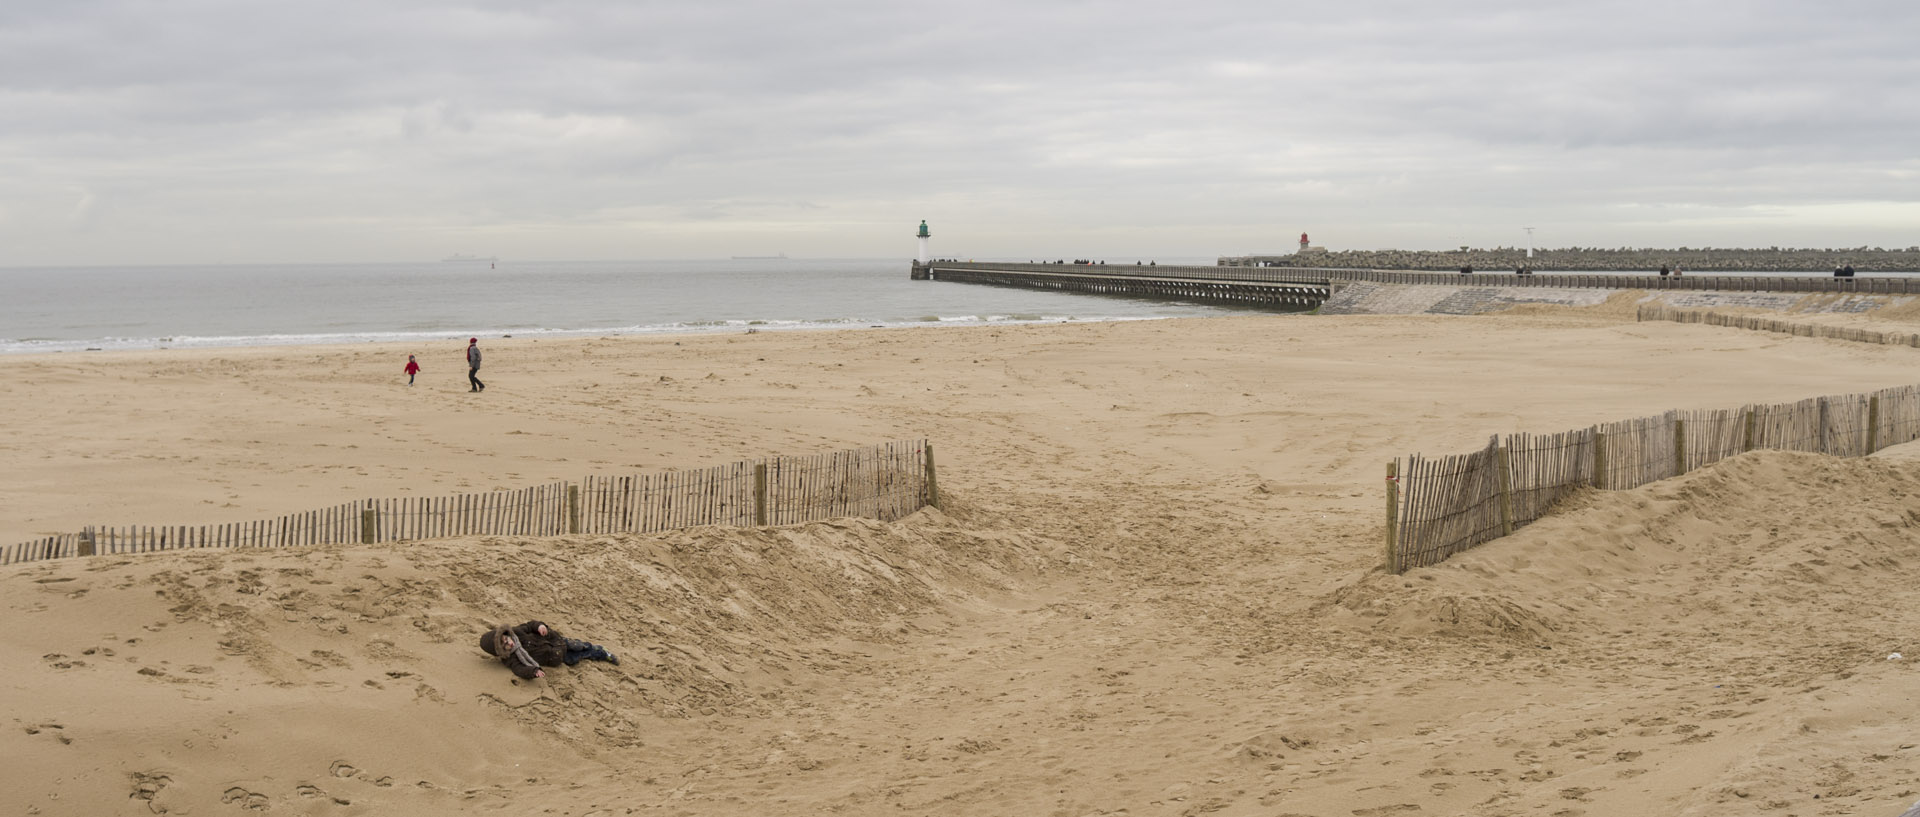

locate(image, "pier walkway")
[[912, 261, 1330, 308], [912, 261, 1920, 310]]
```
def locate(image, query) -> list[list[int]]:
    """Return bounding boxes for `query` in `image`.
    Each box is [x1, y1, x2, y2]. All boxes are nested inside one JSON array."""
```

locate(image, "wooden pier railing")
[[3, 440, 939, 565]]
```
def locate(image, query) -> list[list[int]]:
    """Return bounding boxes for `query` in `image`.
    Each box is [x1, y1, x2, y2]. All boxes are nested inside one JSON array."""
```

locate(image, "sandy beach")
[[5, 304, 1920, 816]]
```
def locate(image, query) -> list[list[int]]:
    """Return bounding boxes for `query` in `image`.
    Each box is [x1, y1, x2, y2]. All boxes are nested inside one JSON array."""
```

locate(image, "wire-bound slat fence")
[[1638, 304, 1920, 348], [3, 440, 939, 565], [1387, 386, 1920, 573]]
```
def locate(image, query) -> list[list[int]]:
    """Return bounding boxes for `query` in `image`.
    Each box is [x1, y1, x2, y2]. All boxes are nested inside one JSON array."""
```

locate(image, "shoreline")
[[2, 312, 1199, 356], [0, 257, 1236, 357]]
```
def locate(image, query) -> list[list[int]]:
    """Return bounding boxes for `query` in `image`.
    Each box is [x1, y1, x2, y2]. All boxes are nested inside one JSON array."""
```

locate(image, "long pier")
[[912, 261, 1331, 308], [911, 261, 1920, 310]]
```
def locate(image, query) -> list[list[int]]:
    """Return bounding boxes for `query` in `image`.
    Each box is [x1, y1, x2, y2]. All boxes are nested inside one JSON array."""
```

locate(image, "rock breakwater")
[[1223, 246, 1920, 273]]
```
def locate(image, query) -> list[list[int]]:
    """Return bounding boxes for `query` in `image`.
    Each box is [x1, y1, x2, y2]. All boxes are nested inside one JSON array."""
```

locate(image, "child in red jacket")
[[404, 355, 420, 386]]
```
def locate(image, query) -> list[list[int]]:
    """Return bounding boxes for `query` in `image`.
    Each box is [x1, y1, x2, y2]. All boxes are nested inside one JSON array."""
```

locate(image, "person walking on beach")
[[466, 338, 485, 392], [404, 354, 420, 386]]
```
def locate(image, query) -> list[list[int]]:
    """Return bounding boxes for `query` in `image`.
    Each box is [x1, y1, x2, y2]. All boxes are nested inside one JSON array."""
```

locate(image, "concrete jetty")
[[912, 260, 1920, 312], [911, 261, 1331, 309], [1219, 246, 1920, 273]]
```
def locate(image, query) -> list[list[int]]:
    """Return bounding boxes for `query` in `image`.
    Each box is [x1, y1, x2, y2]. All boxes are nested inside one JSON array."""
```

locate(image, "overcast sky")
[[2, 0, 1915, 265]]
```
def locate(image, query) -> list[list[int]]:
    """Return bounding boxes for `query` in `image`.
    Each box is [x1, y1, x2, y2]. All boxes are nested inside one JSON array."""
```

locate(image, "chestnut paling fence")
[[1385, 388, 1920, 573], [3, 440, 940, 565], [1637, 304, 1920, 347]]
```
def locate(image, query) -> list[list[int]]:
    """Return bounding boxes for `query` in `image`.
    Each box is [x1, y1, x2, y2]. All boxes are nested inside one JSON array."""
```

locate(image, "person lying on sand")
[[479, 620, 618, 680]]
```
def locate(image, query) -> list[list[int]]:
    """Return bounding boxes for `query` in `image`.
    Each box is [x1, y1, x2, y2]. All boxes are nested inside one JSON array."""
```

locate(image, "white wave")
[[0, 314, 1181, 355]]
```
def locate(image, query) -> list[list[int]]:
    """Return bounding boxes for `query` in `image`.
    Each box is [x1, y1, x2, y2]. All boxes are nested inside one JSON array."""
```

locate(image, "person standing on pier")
[[466, 338, 485, 392]]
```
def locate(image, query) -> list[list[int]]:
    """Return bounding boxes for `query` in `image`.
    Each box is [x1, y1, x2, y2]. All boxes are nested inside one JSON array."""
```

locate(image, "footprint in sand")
[[1352, 804, 1422, 816], [220, 787, 268, 810], [129, 771, 171, 811], [295, 783, 352, 805], [25, 723, 72, 745], [42, 653, 86, 671], [309, 650, 352, 668]]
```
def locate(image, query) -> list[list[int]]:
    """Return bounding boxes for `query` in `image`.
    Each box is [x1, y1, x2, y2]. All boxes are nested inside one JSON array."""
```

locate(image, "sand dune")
[[2, 510, 1052, 814], [5, 312, 1920, 815]]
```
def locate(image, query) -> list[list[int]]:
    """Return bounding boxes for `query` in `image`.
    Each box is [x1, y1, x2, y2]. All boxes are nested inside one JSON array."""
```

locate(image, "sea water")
[[0, 257, 1264, 354]]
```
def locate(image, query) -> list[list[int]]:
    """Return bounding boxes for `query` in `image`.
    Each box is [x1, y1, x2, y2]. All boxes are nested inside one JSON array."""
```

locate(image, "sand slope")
[[7, 450, 1920, 816], [1331, 449, 1920, 814], [1, 509, 1052, 815], [6, 314, 1920, 815]]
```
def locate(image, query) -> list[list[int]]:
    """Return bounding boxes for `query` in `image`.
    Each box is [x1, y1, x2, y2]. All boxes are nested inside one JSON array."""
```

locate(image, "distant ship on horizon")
[[442, 254, 498, 263], [731, 252, 789, 260]]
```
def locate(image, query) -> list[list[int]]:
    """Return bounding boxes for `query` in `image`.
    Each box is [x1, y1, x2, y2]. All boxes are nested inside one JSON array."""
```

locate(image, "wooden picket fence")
[[3, 440, 940, 565], [1638, 304, 1920, 348], [1386, 386, 1920, 573]]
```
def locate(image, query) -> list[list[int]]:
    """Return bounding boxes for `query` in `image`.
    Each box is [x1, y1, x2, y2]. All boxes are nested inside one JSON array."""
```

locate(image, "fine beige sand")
[[5, 307, 1920, 816]]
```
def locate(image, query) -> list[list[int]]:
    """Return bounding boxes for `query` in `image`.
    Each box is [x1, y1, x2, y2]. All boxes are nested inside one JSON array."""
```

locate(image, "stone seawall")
[[1223, 246, 1920, 272], [1320, 282, 1914, 316]]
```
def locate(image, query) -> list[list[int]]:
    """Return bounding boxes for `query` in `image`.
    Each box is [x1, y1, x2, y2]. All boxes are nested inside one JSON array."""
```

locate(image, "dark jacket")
[[513, 620, 570, 665], [480, 620, 568, 679]]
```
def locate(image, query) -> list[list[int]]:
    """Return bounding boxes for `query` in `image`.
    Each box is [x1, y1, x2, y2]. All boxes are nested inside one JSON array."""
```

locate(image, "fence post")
[[754, 463, 769, 525], [923, 443, 941, 510], [1496, 446, 1513, 537], [360, 505, 377, 544], [78, 527, 96, 557], [1818, 397, 1830, 454], [1592, 429, 1608, 490], [1385, 460, 1401, 574], [567, 484, 580, 534], [1744, 408, 1757, 452], [1869, 395, 1881, 454], [1673, 418, 1687, 478]]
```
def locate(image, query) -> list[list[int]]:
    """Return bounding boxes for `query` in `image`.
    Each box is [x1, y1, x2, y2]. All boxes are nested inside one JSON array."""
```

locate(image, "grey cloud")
[[1, 0, 1916, 264]]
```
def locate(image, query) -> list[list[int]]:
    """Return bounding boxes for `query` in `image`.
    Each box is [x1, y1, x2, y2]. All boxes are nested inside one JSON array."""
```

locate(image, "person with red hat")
[[466, 337, 484, 392]]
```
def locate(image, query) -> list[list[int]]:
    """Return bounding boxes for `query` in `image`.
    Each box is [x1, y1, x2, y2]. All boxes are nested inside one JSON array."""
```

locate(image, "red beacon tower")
[[1299, 232, 1310, 253]]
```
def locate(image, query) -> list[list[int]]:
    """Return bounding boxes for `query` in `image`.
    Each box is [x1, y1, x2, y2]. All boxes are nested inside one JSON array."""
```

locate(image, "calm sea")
[[0, 257, 1268, 355]]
